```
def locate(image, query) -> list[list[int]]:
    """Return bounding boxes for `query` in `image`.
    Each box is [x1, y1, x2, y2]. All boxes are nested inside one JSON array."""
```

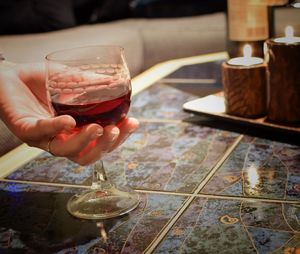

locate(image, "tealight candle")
[[266, 26, 300, 123], [222, 44, 267, 118], [273, 26, 300, 44], [227, 44, 264, 66]]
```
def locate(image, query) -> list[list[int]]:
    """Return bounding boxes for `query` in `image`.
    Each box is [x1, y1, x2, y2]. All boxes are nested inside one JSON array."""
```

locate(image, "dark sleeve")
[[0, 0, 76, 35], [130, 0, 227, 18], [85, 0, 131, 23]]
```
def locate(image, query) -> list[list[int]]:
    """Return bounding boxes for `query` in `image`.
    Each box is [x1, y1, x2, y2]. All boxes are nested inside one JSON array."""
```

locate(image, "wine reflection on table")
[[0, 187, 130, 252]]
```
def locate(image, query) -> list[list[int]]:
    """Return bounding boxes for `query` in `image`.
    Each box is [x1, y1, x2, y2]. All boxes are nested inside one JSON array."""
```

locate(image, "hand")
[[0, 63, 139, 165]]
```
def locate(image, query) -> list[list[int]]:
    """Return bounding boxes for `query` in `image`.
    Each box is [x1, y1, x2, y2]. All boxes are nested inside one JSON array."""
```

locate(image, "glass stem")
[[91, 160, 111, 190]]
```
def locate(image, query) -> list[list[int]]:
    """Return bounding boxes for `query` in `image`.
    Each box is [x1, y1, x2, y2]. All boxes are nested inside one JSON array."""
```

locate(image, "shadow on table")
[[0, 190, 125, 253], [183, 115, 300, 146]]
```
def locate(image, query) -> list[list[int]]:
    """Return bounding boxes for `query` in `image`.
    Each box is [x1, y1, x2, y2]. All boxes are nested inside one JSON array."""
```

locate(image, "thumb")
[[35, 115, 76, 138]]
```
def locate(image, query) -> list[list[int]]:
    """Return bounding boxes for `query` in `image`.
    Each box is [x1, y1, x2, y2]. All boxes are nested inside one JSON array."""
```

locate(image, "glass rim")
[[45, 45, 125, 62]]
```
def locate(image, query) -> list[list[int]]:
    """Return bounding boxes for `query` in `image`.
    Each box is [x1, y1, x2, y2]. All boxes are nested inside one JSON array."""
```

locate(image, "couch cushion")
[[140, 13, 226, 69], [0, 22, 144, 77], [100, 13, 227, 70], [0, 13, 227, 76]]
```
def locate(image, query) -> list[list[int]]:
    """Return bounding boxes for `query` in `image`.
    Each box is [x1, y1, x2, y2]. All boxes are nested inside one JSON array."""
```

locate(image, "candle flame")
[[285, 26, 294, 38], [243, 44, 252, 58]]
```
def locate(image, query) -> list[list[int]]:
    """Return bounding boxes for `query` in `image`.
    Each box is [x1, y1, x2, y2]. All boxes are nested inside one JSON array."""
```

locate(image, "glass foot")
[[67, 184, 140, 220]]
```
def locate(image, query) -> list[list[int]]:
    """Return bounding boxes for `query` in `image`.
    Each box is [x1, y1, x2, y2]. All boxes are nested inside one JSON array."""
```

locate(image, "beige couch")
[[0, 13, 227, 77]]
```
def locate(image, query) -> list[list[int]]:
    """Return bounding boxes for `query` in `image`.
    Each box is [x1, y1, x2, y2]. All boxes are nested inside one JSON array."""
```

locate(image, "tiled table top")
[[201, 136, 300, 201], [0, 53, 299, 253], [7, 121, 238, 194]]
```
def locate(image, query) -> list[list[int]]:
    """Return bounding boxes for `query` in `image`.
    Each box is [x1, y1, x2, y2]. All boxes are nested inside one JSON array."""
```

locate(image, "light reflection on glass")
[[247, 164, 259, 190]]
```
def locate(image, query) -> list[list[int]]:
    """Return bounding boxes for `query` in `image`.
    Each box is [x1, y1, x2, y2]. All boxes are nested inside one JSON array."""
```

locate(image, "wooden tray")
[[183, 92, 300, 135]]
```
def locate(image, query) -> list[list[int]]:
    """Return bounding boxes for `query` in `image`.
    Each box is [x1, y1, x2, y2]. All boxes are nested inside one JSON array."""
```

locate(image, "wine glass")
[[45, 45, 139, 220]]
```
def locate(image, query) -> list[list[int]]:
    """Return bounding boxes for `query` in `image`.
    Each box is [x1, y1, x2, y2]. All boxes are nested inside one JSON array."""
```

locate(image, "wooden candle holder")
[[221, 62, 267, 118], [266, 39, 300, 123]]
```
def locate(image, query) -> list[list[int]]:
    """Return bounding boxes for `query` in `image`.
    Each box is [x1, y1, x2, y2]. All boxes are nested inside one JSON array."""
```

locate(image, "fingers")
[[49, 123, 103, 158], [71, 125, 120, 165], [41, 117, 139, 166], [73, 118, 139, 165]]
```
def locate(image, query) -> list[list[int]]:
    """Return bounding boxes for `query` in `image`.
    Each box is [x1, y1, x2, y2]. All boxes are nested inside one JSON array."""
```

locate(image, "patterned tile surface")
[[6, 122, 238, 193], [129, 82, 197, 120], [1, 60, 300, 253], [201, 136, 300, 201], [6, 153, 93, 185], [105, 122, 237, 193], [0, 181, 186, 253], [164, 61, 223, 81], [154, 197, 300, 254]]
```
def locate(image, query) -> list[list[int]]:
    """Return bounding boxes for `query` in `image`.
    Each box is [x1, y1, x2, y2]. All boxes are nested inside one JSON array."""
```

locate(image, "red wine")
[[51, 91, 131, 127]]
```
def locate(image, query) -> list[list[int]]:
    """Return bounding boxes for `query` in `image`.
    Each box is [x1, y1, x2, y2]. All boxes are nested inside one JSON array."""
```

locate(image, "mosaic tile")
[[0, 181, 186, 253], [201, 136, 300, 201], [154, 197, 300, 254], [106, 122, 238, 193], [5, 153, 93, 185], [1, 59, 299, 254], [6, 122, 238, 193], [164, 61, 223, 81], [129, 83, 197, 120]]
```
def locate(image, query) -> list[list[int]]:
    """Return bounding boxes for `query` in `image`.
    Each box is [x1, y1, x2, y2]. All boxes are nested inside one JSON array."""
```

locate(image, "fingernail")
[[96, 129, 103, 136], [112, 128, 120, 141], [92, 129, 103, 139], [111, 127, 120, 135]]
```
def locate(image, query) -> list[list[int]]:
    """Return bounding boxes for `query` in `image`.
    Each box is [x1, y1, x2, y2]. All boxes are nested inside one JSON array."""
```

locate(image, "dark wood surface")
[[266, 39, 300, 123], [221, 61, 267, 118]]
